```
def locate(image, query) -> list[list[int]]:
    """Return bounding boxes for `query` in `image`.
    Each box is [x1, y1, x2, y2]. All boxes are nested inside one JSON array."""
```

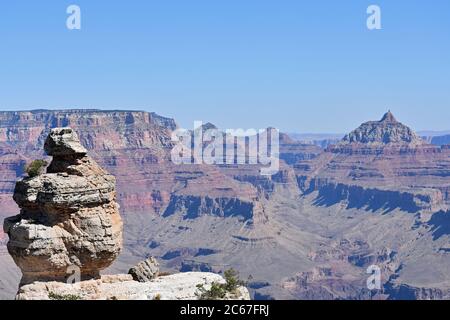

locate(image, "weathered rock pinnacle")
[[341, 111, 425, 146], [3, 128, 123, 285], [380, 110, 397, 123]]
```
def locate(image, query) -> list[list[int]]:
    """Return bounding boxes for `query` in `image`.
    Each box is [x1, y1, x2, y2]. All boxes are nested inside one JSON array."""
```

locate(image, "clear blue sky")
[[0, 1, 449, 133]]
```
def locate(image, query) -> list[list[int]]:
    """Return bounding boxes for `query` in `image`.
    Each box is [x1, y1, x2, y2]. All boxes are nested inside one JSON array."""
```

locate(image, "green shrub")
[[48, 292, 82, 300], [195, 268, 246, 300], [25, 159, 48, 178], [196, 282, 227, 300], [223, 268, 245, 292]]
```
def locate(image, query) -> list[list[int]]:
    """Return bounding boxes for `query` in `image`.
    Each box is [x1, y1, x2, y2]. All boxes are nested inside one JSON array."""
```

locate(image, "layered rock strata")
[[2, 127, 250, 300], [3, 128, 123, 284], [128, 257, 160, 282], [296, 112, 450, 212]]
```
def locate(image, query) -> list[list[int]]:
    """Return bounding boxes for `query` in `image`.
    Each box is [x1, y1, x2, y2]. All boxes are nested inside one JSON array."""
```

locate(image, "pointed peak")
[[340, 110, 425, 146], [380, 111, 397, 123]]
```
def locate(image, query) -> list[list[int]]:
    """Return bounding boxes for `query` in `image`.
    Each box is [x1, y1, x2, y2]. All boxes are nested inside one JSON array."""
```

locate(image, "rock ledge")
[[17, 272, 250, 300]]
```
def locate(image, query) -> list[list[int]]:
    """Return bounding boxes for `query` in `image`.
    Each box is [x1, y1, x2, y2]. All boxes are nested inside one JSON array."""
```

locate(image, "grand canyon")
[[1, 109, 449, 300]]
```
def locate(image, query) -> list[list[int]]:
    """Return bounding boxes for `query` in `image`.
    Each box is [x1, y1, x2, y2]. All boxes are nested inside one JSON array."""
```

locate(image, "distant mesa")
[[340, 111, 425, 146]]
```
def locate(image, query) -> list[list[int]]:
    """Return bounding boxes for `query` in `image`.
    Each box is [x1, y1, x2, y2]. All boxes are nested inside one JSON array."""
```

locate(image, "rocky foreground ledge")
[[17, 272, 250, 300]]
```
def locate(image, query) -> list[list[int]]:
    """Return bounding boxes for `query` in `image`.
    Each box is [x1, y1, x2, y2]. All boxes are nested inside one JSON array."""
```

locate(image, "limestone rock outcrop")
[[16, 272, 251, 300], [128, 257, 160, 282], [3, 128, 123, 285]]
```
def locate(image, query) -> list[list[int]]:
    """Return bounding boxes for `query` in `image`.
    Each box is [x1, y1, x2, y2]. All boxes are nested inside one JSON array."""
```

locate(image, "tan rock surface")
[[3, 128, 123, 285], [16, 272, 250, 300], [128, 257, 160, 282]]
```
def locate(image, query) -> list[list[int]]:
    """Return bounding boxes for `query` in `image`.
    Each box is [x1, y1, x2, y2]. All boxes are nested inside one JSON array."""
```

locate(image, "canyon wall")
[[1, 110, 450, 300]]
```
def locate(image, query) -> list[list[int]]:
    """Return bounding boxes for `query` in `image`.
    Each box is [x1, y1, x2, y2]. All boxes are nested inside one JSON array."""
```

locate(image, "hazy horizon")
[[1, 107, 450, 136]]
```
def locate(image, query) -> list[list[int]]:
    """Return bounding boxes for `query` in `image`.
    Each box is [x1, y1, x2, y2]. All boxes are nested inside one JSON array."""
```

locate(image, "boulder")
[[128, 257, 160, 282], [44, 127, 88, 156]]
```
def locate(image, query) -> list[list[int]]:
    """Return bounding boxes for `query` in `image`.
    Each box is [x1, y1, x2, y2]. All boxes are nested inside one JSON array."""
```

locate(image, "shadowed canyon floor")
[[1, 110, 450, 299]]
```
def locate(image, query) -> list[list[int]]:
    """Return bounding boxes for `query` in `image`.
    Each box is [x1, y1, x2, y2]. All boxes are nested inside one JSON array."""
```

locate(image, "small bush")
[[48, 292, 82, 300], [25, 159, 48, 178], [223, 268, 245, 292], [195, 268, 245, 300], [153, 293, 162, 300]]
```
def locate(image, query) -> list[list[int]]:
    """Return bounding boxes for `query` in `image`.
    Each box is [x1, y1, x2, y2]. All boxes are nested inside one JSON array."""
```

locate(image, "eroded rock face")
[[3, 128, 123, 285], [296, 112, 450, 212]]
